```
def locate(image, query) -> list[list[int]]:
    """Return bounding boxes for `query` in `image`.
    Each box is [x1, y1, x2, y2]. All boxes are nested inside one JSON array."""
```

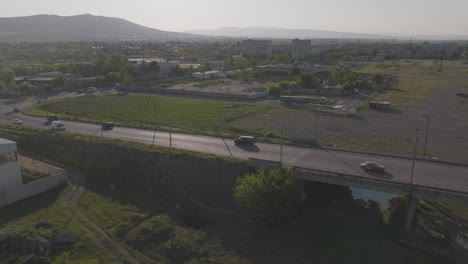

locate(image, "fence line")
[[18, 155, 62, 176]]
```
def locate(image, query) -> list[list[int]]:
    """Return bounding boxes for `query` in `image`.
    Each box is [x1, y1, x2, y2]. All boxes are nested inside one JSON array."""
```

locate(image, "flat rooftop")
[[0, 138, 17, 154]]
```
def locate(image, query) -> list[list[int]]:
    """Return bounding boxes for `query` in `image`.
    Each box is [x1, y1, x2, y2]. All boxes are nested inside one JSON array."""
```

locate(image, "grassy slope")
[[0, 187, 115, 263]]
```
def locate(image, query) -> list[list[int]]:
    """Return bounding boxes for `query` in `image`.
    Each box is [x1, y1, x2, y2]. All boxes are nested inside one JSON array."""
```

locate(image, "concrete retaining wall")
[[248, 158, 281, 169]]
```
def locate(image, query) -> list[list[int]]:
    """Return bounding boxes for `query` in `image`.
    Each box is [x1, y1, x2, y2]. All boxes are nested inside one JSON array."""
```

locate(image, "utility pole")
[[423, 115, 431, 157], [405, 128, 419, 230], [410, 128, 419, 187], [347, 90, 352, 116], [316, 111, 320, 143], [280, 127, 283, 168], [152, 102, 157, 146], [169, 130, 172, 148]]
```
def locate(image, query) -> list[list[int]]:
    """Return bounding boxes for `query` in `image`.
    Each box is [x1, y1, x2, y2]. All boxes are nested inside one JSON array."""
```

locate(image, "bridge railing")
[[293, 166, 468, 199]]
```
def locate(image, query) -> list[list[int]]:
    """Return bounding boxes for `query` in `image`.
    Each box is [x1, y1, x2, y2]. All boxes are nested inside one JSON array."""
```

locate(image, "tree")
[[103, 72, 120, 84], [371, 73, 384, 84], [0, 81, 6, 93], [268, 85, 283, 98], [294, 72, 320, 89], [288, 65, 300, 76], [16, 82, 36, 96], [121, 73, 134, 86], [0, 69, 15, 84], [278, 80, 293, 90], [233, 168, 303, 224], [51, 74, 66, 88], [332, 67, 352, 84]]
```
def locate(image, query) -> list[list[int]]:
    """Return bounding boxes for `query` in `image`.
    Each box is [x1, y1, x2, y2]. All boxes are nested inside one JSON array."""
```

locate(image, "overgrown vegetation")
[[233, 168, 303, 225]]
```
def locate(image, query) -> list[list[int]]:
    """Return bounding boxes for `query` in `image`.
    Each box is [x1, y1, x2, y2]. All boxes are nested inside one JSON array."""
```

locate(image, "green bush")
[[233, 168, 303, 225], [268, 85, 283, 98]]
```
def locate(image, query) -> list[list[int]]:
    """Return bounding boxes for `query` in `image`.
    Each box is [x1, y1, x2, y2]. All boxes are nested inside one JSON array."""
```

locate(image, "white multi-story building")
[[0, 138, 22, 190], [242, 39, 272, 57], [292, 39, 311, 59]]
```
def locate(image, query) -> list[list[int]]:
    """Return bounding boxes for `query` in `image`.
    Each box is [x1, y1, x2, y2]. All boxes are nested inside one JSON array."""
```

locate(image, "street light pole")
[[316, 111, 320, 143], [423, 115, 431, 157], [280, 126, 283, 168], [347, 90, 352, 116], [152, 102, 157, 146], [410, 128, 419, 188]]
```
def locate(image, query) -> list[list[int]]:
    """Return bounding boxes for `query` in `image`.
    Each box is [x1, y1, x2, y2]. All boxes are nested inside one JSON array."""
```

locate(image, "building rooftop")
[[0, 138, 16, 145], [0, 138, 17, 154]]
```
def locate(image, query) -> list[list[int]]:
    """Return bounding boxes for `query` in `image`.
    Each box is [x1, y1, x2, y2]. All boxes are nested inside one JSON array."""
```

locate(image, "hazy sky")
[[2, 0, 468, 36]]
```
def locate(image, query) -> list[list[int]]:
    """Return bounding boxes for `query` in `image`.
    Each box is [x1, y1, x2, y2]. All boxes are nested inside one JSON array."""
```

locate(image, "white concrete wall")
[[0, 172, 66, 207], [0, 162, 22, 190]]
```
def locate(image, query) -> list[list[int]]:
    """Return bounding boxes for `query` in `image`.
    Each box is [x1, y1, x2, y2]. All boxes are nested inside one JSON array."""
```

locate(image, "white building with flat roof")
[[242, 39, 272, 57], [0, 138, 22, 190]]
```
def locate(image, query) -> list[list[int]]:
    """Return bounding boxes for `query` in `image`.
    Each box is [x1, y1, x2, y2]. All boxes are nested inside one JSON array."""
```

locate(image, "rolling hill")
[[0, 14, 208, 42]]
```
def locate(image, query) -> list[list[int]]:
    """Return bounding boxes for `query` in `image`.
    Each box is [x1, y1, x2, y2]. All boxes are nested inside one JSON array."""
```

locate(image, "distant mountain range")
[[1, 15, 466, 43], [186, 27, 395, 40], [0, 14, 208, 42], [187, 27, 468, 41]]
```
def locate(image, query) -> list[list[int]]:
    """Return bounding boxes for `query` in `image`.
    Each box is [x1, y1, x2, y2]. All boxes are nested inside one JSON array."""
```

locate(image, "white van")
[[50, 121, 66, 131]]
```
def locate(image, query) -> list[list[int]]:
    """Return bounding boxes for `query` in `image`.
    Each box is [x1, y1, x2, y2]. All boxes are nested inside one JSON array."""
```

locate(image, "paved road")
[[1, 94, 468, 194]]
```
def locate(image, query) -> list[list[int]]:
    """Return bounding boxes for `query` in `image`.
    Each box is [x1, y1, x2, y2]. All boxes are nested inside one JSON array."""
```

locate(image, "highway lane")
[[1, 95, 468, 193]]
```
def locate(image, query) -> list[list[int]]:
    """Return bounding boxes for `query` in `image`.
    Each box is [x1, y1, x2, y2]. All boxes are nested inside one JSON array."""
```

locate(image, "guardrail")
[[294, 166, 468, 206]]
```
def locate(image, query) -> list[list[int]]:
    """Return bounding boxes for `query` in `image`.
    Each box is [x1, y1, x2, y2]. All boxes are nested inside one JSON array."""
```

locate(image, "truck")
[[47, 115, 59, 123]]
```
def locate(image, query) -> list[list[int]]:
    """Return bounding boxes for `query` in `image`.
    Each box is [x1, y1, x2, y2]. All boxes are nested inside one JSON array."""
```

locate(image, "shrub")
[[233, 168, 303, 225], [268, 85, 282, 98], [264, 131, 280, 138]]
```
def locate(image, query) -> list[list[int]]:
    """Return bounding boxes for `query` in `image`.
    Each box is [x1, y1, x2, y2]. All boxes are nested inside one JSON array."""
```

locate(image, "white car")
[[86, 87, 97, 94], [11, 119, 23, 125]]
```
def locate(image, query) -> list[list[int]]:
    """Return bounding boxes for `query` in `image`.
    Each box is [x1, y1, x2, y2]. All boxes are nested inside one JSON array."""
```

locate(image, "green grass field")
[[355, 60, 453, 107], [26, 94, 276, 138]]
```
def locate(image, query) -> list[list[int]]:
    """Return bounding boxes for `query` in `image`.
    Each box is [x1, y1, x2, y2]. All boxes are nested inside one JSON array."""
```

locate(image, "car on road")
[[456, 92, 467, 97], [77, 88, 87, 93], [234, 136, 256, 146], [50, 120, 66, 131], [101, 122, 114, 130], [13, 107, 20, 113], [11, 119, 23, 125], [86, 87, 97, 94], [359, 161, 385, 172]]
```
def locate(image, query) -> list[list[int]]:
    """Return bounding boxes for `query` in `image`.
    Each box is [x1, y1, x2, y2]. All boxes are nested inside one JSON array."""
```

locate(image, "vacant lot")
[[356, 60, 452, 107], [242, 60, 468, 162]]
